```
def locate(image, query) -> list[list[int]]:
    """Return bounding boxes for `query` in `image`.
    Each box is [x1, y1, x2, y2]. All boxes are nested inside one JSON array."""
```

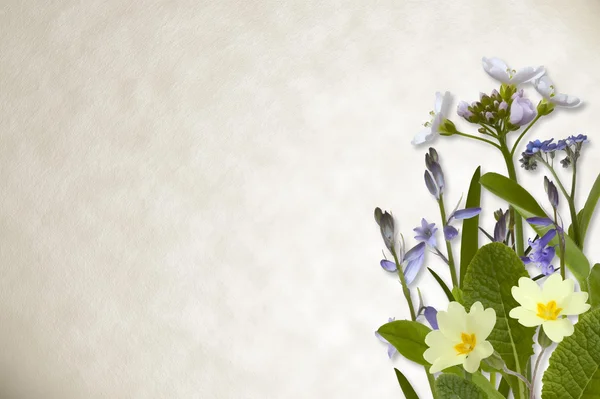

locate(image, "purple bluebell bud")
[[376, 209, 396, 251], [494, 212, 507, 243], [544, 176, 559, 208], [403, 242, 426, 284], [424, 307, 439, 330], [413, 219, 438, 247], [510, 90, 537, 126], [428, 147, 439, 163], [424, 171, 439, 199], [527, 217, 554, 227], [522, 229, 557, 275], [444, 225, 459, 241], [429, 162, 445, 193], [380, 259, 397, 272], [451, 207, 482, 221]]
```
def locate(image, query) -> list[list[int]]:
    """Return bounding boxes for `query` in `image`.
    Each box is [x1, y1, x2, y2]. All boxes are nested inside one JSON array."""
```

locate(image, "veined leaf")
[[435, 374, 486, 399], [462, 243, 534, 399], [541, 308, 600, 398], [393, 368, 419, 399], [377, 320, 431, 366], [428, 267, 454, 302], [498, 377, 510, 398], [576, 172, 600, 248], [460, 166, 481, 286], [445, 367, 505, 399], [480, 172, 590, 290]]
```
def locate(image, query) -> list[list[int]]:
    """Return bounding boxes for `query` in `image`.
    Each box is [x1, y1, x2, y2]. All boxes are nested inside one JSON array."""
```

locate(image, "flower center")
[[536, 300, 562, 321], [454, 332, 477, 355]]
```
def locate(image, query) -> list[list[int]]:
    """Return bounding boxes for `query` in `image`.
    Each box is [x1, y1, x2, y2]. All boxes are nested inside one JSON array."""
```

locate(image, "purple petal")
[[444, 225, 459, 241], [387, 343, 397, 359], [527, 217, 553, 226], [424, 306, 439, 330], [521, 256, 532, 265], [539, 229, 557, 247], [452, 208, 482, 220], [403, 253, 425, 285], [404, 242, 426, 261], [380, 259, 397, 272]]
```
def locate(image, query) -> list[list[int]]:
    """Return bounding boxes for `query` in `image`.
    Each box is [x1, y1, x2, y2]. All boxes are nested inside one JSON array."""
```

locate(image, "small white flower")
[[482, 57, 545, 85], [533, 75, 581, 108], [412, 91, 451, 146], [509, 274, 590, 343], [424, 301, 496, 373]]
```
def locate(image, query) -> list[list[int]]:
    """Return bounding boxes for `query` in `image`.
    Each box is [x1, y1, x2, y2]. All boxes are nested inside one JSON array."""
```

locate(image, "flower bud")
[[544, 176, 559, 208], [379, 210, 396, 251], [510, 93, 537, 126], [424, 171, 439, 199], [438, 119, 457, 136], [537, 99, 555, 116], [429, 162, 445, 193], [428, 147, 439, 163]]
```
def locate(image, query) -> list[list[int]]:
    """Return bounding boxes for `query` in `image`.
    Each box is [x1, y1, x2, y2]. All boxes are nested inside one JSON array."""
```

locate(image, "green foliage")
[[576, 172, 600, 249], [462, 243, 534, 399], [542, 308, 600, 398], [445, 368, 505, 399], [588, 264, 600, 311], [435, 374, 486, 399], [428, 267, 455, 302], [460, 166, 482, 286], [480, 172, 590, 290], [393, 368, 419, 399], [377, 320, 431, 366]]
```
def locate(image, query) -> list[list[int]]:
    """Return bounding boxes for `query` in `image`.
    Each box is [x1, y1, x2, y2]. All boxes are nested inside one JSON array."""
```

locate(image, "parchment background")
[[2, 1, 600, 398]]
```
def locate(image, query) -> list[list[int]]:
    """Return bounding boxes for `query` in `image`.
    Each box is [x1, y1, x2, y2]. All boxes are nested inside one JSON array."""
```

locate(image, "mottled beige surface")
[[1, 0, 600, 398]]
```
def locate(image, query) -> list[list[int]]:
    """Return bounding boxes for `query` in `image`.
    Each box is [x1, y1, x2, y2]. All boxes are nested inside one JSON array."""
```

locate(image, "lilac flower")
[[482, 57, 545, 85], [424, 307, 439, 330], [414, 219, 438, 247], [527, 217, 554, 227], [379, 243, 425, 285], [443, 207, 481, 241], [444, 225, 459, 241], [379, 260, 397, 272], [521, 229, 557, 275], [510, 90, 537, 126], [457, 101, 473, 119], [494, 210, 508, 243], [533, 75, 581, 108], [413, 92, 452, 145], [568, 134, 588, 144], [375, 317, 397, 359]]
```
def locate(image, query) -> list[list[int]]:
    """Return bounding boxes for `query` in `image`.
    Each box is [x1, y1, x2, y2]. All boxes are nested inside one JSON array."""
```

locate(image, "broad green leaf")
[[445, 367, 504, 399], [428, 267, 454, 302], [542, 308, 600, 398], [377, 320, 431, 366], [480, 172, 590, 290], [577, 172, 600, 248], [588, 264, 600, 311], [393, 368, 419, 399], [451, 287, 464, 305], [460, 166, 481, 286], [498, 377, 510, 398], [462, 242, 534, 399], [435, 374, 486, 399]]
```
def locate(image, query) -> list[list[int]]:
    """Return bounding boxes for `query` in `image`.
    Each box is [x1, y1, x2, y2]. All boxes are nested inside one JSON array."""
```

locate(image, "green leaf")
[[498, 377, 510, 398], [428, 267, 455, 302], [462, 242, 534, 399], [377, 320, 431, 366], [588, 264, 600, 311], [445, 367, 504, 399], [451, 287, 464, 305], [541, 308, 600, 398], [577, 172, 600, 248], [480, 172, 590, 290], [460, 166, 481, 286], [435, 374, 486, 399], [393, 368, 419, 399]]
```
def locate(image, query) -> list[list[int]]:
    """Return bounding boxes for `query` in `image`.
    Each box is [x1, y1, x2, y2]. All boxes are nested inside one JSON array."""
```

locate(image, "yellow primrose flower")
[[423, 301, 496, 373], [509, 274, 590, 343]]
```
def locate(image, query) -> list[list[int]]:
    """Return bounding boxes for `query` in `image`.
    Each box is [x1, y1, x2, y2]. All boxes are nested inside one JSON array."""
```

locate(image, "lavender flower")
[[379, 260, 397, 272], [544, 176, 559, 208], [494, 210, 508, 243], [521, 229, 557, 275], [443, 225, 459, 241], [414, 219, 438, 247], [374, 207, 396, 251], [457, 101, 473, 119], [510, 90, 537, 126], [375, 317, 397, 359], [378, 243, 425, 285], [424, 307, 439, 330], [443, 207, 481, 241]]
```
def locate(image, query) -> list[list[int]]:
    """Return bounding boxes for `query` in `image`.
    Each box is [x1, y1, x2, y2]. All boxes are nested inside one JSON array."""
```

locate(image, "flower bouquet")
[[373, 57, 600, 398]]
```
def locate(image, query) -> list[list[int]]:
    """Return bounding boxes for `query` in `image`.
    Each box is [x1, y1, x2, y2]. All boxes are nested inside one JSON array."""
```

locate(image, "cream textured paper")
[[1, 1, 600, 398]]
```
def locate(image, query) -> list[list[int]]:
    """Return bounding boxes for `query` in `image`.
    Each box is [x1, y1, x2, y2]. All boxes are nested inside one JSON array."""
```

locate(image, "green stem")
[[530, 348, 546, 399], [490, 372, 497, 388], [391, 248, 416, 321], [510, 114, 542, 157], [554, 207, 566, 279], [438, 197, 459, 287], [500, 141, 525, 256], [454, 131, 501, 149], [570, 161, 582, 247]]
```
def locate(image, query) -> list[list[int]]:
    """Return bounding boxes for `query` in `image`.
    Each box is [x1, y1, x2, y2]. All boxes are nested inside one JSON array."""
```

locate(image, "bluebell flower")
[[544, 176, 559, 208], [375, 317, 397, 359], [442, 207, 481, 241], [378, 242, 425, 285], [414, 218, 438, 247], [521, 229, 557, 275], [444, 225, 459, 241], [494, 210, 508, 243], [527, 217, 554, 227], [379, 260, 397, 272], [424, 306, 439, 330], [424, 171, 439, 199]]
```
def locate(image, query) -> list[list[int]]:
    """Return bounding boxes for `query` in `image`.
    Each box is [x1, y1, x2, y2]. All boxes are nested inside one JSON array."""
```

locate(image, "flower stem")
[[554, 207, 566, 279], [500, 141, 525, 256], [438, 197, 458, 287], [390, 247, 417, 321], [454, 131, 501, 149], [569, 160, 582, 247], [530, 348, 546, 399], [510, 115, 542, 157], [490, 372, 497, 388]]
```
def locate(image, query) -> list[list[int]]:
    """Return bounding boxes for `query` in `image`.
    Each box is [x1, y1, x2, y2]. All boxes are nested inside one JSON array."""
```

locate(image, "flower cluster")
[[520, 135, 589, 170]]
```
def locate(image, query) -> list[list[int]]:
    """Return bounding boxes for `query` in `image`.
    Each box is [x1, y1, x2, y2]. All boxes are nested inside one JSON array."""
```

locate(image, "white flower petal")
[[534, 75, 554, 98], [509, 306, 543, 327], [412, 127, 433, 145], [542, 273, 572, 304], [474, 340, 494, 360], [482, 57, 511, 83], [430, 353, 464, 374], [561, 291, 591, 316], [543, 318, 574, 343], [551, 93, 582, 108], [437, 302, 467, 341], [467, 304, 496, 339], [424, 331, 456, 363], [512, 277, 543, 310], [463, 350, 482, 373], [511, 66, 545, 84]]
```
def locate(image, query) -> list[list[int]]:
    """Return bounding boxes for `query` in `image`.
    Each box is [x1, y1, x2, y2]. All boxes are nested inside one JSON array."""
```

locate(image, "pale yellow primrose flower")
[[509, 274, 590, 343], [424, 302, 496, 373]]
